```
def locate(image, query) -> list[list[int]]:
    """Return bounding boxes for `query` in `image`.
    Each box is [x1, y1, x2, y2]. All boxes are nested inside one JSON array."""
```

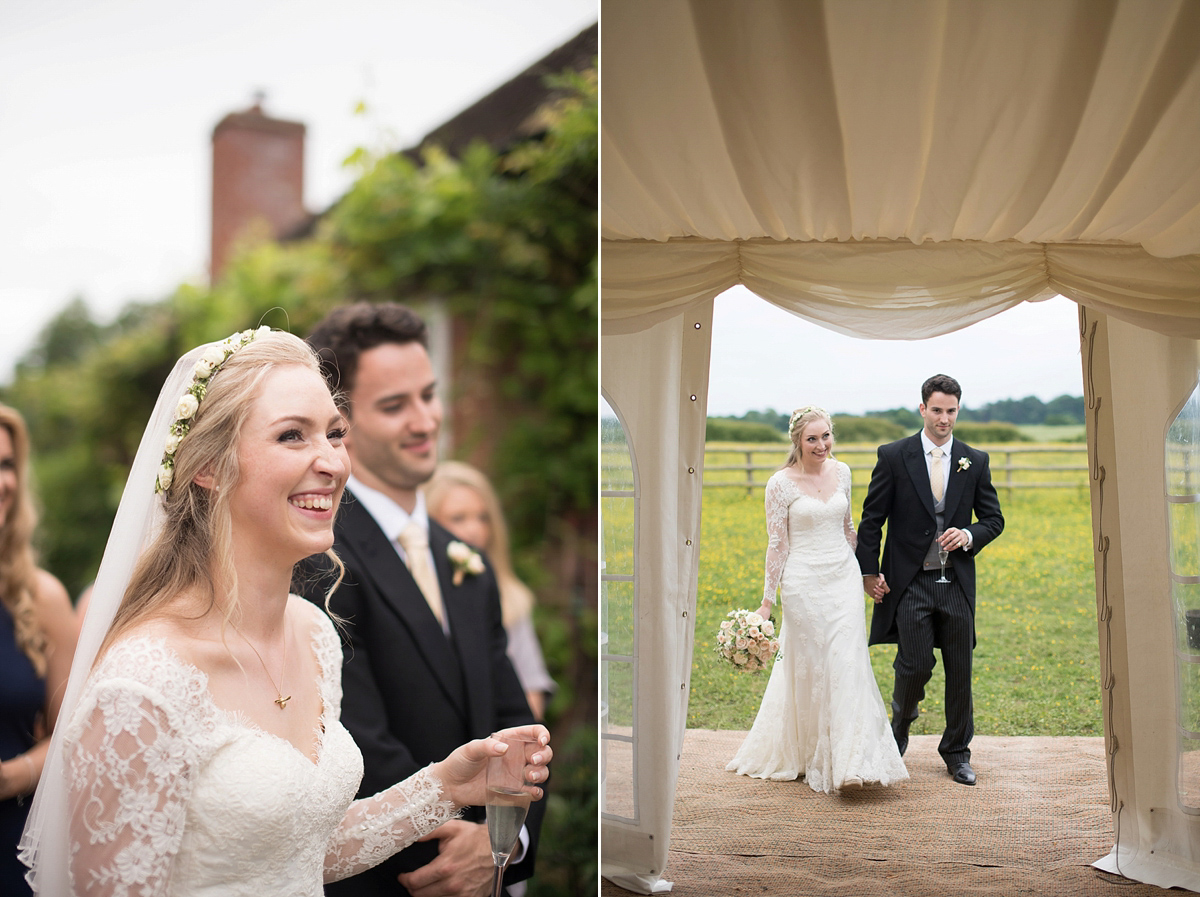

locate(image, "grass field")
[[688, 448, 1100, 737]]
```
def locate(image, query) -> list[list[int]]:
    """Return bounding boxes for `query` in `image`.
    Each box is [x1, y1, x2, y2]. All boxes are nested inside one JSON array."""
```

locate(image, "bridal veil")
[[18, 342, 212, 893]]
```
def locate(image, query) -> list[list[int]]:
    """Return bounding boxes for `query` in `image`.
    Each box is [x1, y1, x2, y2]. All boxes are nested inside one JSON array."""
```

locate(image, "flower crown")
[[788, 405, 829, 438], [155, 327, 272, 494]]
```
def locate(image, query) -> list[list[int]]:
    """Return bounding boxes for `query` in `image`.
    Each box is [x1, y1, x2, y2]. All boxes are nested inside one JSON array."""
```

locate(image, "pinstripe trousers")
[[892, 568, 974, 767]]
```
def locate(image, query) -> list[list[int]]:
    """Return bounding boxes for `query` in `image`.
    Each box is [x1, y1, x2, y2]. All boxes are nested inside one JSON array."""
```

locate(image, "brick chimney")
[[210, 99, 306, 281]]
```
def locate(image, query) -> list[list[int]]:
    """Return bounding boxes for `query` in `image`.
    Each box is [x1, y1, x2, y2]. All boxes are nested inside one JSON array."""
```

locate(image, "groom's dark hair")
[[921, 374, 962, 403], [307, 301, 428, 396]]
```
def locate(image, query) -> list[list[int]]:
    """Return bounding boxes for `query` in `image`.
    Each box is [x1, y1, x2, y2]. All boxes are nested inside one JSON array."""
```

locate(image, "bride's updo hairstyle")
[[785, 405, 833, 468], [100, 330, 344, 656]]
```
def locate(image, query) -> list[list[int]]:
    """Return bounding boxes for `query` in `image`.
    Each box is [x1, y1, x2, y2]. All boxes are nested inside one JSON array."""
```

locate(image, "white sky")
[[708, 286, 1085, 417], [0, 0, 596, 384]]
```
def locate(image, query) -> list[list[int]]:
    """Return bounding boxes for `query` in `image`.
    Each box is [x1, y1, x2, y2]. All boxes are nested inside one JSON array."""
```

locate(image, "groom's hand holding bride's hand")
[[434, 724, 551, 809], [863, 574, 889, 603]]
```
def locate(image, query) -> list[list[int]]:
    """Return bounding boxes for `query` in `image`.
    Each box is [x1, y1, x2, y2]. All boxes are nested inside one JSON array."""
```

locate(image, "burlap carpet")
[[601, 730, 1176, 896]]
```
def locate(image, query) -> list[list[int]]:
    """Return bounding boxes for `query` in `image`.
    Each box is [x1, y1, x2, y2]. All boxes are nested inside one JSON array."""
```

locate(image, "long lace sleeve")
[[323, 766, 459, 882], [840, 462, 857, 550], [763, 474, 791, 605], [65, 666, 203, 896]]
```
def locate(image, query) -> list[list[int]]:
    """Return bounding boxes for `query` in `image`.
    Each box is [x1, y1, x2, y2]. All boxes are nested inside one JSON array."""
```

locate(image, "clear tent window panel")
[[601, 395, 637, 823], [1166, 381, 1200, 814]]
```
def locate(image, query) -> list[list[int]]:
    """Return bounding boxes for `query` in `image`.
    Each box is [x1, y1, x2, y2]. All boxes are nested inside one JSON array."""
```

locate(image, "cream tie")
[[930, 447, 945, 504], [397, 522, 445, 626]]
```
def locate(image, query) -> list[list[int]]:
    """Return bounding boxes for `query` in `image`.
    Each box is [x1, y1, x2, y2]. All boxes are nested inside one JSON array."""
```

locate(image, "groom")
[[301, 302, 542, 896], [855, 374, 1004, 786]]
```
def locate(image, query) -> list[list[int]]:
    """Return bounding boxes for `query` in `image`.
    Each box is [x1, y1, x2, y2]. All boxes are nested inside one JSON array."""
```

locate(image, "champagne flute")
[[486, 733, 537, 897], [936, 531, 950, 583]]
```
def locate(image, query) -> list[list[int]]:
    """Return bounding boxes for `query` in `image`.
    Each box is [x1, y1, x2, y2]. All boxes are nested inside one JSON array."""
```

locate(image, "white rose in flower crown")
[[157, 464, 174, 491], [193, 346, 228, 378], [164, 433, 183, 456], [175, 393, 199, 420]]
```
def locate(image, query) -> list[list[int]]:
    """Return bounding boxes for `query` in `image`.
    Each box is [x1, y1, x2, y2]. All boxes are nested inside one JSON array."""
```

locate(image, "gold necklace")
[[232, 623, 291, 709]]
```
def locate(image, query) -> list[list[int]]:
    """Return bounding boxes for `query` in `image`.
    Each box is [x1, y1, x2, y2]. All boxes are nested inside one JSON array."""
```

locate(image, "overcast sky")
[[0, 0, 595, 384], [708, 286, 1085, 417]]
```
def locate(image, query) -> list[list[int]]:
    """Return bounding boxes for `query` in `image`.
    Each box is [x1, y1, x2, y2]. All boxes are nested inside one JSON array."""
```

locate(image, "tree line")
[[709, 394, 1085, 444]]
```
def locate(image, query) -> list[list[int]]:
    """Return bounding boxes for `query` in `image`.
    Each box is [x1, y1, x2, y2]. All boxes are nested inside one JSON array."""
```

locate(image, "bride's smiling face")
[[226, 364, 349, 565], [798, 419, 834, 464]]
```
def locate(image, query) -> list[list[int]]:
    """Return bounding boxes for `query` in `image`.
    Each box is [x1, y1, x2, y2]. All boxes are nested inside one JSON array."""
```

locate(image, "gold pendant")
[[275, 694, 292, 709]]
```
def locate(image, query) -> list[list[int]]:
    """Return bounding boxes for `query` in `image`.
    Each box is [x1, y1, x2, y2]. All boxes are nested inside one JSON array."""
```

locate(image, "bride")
[[18, 328, 550, 895], [726, 406, 906, 793]]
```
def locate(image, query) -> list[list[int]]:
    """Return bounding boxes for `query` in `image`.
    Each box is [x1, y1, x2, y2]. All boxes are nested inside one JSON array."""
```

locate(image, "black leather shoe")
[[949, 762, 976, 786], [892, 723, 909, 757]]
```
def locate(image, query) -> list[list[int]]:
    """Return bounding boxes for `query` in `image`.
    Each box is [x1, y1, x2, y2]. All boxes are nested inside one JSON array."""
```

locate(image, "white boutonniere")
[[447, 541, 485, 586], [957, 457, 971, 472]]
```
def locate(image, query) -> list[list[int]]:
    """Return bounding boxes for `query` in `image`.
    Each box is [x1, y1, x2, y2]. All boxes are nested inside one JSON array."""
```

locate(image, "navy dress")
[[0, 603, 43, 895]]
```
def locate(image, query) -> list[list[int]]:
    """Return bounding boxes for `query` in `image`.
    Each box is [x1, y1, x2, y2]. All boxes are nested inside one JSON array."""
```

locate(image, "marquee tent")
[[599, 1, 1200, 892]]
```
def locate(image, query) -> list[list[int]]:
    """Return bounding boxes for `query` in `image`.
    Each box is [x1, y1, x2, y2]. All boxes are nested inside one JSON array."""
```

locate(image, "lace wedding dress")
[[727, 462, 908, 792], [59, 598, 456, 896]]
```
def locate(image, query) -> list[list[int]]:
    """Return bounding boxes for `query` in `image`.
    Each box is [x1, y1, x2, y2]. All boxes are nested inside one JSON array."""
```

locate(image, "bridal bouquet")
[[714, 609, 779, 673]]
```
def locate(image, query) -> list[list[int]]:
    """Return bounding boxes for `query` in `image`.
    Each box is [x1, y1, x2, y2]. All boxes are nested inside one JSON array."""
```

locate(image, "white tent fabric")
[[603, 0, 1200, 256], [600, 0, 1200, 892], [603, 238, 1200, 338]]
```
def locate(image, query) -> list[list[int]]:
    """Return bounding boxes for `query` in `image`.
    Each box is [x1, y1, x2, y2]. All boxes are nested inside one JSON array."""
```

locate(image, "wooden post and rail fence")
[[601, 443, 1092, 495], [702, 443, 1089, 495]]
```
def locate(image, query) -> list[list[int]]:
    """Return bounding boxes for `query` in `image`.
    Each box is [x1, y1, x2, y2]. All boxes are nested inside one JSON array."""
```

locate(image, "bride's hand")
[[433, 725, 551, 808], [755, 601, 773, 622]]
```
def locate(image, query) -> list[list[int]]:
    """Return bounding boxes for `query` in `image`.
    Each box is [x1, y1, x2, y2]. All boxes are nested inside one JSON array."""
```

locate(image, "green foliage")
[[706, 418, 786, 443], [326, 70, 597, 550], [959, 394, 1084, 425], [526, 723, 598, 897], [689, 486, 1100, 736], [954, 421, 1031, 443], [831, 414, 906, 444], [864, 407, 921, 429]]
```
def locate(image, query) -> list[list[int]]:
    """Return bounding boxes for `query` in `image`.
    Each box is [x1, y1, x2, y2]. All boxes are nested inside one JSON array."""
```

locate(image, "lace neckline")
[[778, 462, 842, 504], [113, 623, 331, 767]]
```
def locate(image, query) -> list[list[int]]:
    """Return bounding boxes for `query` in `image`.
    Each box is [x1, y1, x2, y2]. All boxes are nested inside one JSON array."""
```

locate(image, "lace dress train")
[[727, 463, 908, 793]]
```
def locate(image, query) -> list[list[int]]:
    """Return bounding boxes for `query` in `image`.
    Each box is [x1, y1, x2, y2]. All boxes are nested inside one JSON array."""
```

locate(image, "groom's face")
[[919, 391, 959, 445], [343, 341, 444, 503]]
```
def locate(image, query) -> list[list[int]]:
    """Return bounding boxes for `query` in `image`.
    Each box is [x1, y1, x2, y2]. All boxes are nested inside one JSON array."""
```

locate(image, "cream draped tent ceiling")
[[600, 0, 1200, 893], [602, 0, 1200, 337]]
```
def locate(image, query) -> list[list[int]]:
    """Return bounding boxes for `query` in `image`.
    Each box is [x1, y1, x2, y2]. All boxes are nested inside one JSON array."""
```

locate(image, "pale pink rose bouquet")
[[714, 608, 780, 672]]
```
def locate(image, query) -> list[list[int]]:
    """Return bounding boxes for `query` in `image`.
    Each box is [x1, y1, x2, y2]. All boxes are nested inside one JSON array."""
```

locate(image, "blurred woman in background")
[[427, 461, 555, 719], [0, 404, 77, 895]]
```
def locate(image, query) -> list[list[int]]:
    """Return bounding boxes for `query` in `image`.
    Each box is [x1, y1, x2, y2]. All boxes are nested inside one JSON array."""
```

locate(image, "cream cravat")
[[397, 522, 445, 626], [930, 447, 945, 503]]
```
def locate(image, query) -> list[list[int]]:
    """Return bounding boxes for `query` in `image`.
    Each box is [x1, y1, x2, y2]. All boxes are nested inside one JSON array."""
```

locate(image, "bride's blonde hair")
[[100, 331, 343, 657], [785, 405, 833, 467]]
